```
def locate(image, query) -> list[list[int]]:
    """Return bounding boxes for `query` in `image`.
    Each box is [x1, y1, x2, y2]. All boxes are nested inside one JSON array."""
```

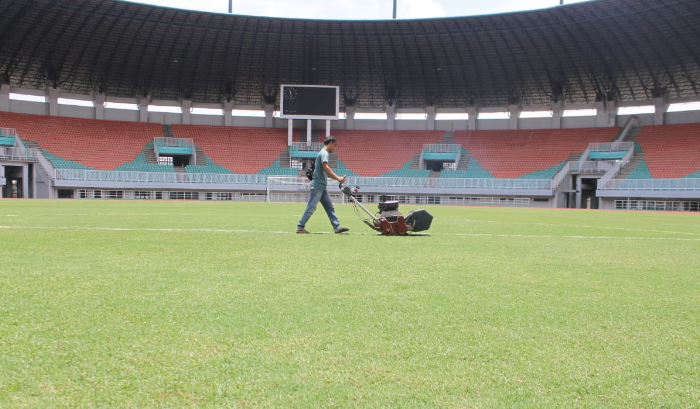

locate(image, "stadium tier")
[[320, 130, 445, 177], [633, 123, 700, 178], [0, 111, 162, 170], [171, 124, 288, 174], [452, 128, 620, 179]]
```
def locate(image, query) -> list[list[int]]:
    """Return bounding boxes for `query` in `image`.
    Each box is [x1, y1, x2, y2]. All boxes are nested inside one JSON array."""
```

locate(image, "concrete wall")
[[477, 119, 510, 130], [667, 111, 700, 125], [519, 117, 553, 130], [58, 104, 94, 119], [191, 115, 225, 126], [561, 116, 597, 128]]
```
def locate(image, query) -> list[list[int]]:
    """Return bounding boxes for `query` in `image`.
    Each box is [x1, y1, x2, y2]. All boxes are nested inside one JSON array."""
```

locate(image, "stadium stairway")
[[279, 149, 291, 168], [618, 152, 647, 179], [409, 152, 421, 170], [194, 146, 207, 165], [161, 124, 175, 138], [456, 149, 470, 170], [622, 125, 641, 142], [144, 144, 158, 164]]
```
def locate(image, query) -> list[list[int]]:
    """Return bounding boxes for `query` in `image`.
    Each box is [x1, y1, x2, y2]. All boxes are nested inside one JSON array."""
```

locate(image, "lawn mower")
[[339, 183, 433, 236]]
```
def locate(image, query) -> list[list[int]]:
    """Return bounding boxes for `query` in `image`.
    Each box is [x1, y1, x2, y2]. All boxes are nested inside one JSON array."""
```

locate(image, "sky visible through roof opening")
[[121, 0, 594, 20]]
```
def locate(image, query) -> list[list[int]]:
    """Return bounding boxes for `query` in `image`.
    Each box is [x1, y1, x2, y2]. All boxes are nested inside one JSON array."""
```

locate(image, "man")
[[296, 136, 350, 234]]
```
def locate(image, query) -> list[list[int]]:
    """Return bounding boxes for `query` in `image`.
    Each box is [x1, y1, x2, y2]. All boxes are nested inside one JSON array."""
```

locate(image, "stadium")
[[1, 0, 699, 407]]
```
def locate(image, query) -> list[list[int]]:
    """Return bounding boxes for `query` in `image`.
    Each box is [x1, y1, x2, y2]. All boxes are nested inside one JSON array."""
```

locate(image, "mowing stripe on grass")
[[2, 224, 699, 241]]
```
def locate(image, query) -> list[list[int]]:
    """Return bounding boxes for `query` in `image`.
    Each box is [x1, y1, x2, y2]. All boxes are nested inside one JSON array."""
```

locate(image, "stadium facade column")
[[47, 87, 60, 116], [595, 99, 617, 127], [386, 104, 396, 130], [138, 96, 150, 123], [93, 93, 106, 120], [467, 106, 478, 130], [181, 100, 192, 125], [345, 106, 355, 130], [508, 104, 521, 130], [22, 164, 29, 198], [653, 90, 670, 125], [0, 83, 10, 112], [223, 101, 233, 126], [551, 99, 564, 128], [0, 165, 4, 198], [426, 106, 436, 130], [264, 104, 274, 128]]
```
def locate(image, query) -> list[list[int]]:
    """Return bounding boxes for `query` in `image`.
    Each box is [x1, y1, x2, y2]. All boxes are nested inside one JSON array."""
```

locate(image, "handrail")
[[614, 115, 638, 142], [588, 141, 634, 152], [14, 135, 27, 157], [548, 161, 571, 189], [55, 169, 268, 185], [32, 148, 58, 180], [423, 143, 461, 153], [570, 160, 616, 173], [154, 137, 193, 147], [0, 127, 17, 136], [599, 178, 700, 191], [51, 168, 553, 190], [0, 146, 35, 161], [291, 142, 322, 152], [598, 144, 636, 186], [578, 147, 590, 168]]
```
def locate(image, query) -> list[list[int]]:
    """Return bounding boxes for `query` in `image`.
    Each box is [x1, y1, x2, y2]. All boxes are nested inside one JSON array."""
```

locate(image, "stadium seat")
[[452, 128, 619, 178], [635, 124, 700, 178], [0, 112, 163, 170], [171, 124, 289, 174]]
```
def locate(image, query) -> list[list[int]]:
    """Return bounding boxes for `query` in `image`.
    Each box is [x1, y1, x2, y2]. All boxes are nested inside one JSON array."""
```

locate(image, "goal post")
[[266, 176, 310, 203], [266, 176, 345, 203]]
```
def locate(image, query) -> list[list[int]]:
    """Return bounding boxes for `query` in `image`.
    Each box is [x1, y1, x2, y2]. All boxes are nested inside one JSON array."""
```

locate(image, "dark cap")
[[323, 136, 337, 145]]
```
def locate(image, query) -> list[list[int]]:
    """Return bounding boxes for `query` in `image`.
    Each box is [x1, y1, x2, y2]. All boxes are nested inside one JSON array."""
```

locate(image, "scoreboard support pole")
[[307, 119, 312, 147], [326, 120, 331, 138], [287, 119, 293, 147]]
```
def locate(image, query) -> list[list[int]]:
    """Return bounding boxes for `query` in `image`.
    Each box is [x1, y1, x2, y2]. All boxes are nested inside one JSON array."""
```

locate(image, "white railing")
[[153, 137, 196, 164], [570, 160, 616, 174], [0, 127, 17, 137], [431, 178, 550, 190], [291, 142, 322, 151], [423, 143, 461, 153], [0, 146, 35, 161], [55, 169, 268, 185], [32, 148, 58, 180], [154, 137, 193, 148], [578, 147, 591, 167], [588, 141, 634, 153], [598, 144, 636, 186], [615, 115, 638, 142], [50, 168, 553, 190], [599, 178, 700, 191], [549, 161, 571, 190]]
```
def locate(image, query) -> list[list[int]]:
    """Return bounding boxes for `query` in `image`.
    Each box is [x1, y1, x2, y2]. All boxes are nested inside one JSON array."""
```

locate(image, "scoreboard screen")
[[280, 85, 339, 120]]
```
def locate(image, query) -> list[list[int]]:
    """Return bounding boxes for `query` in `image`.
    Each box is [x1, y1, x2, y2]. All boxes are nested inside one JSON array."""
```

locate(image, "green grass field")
[[1, 199, 699, 408]]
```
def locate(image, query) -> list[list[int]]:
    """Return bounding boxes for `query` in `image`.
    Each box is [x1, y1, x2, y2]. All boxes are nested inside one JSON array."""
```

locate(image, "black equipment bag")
[[305, 162, 315, 181]]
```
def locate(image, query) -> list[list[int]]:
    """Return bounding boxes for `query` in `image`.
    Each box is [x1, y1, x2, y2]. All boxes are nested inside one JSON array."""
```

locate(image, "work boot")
[[334, 227, 350, 234]]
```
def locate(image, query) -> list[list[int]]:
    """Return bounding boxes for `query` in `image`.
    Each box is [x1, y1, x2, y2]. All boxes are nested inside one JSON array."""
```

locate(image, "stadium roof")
[[1, 0, 699, 108]]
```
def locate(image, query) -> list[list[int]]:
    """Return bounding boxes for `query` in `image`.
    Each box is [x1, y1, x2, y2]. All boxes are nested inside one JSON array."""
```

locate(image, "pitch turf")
[[1, 200, 699, 408]]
